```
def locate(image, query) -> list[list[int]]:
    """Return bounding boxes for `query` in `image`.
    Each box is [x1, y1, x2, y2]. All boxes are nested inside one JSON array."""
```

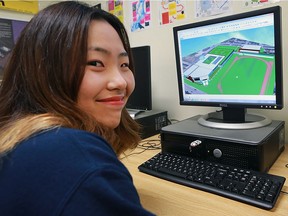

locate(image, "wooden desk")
[[122, 135, 288, 216]]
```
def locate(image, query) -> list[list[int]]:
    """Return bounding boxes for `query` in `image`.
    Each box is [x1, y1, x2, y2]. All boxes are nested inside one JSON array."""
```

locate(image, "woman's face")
[[77, 20, 135, 129]]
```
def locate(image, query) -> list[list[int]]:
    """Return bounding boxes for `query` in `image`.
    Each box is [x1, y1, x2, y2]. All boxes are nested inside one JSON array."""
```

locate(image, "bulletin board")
[[0, 0, 39, 14], [0, 18, 28, 78]]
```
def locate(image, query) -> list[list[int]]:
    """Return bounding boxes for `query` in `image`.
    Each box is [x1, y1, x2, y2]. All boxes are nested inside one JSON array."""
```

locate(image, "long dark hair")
[[0, 1, 140, 155]]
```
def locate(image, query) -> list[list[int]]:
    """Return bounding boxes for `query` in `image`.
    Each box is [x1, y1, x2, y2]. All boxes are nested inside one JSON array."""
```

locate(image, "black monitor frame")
[[173, 6, 283, 129], [126, 45, 152, 112]]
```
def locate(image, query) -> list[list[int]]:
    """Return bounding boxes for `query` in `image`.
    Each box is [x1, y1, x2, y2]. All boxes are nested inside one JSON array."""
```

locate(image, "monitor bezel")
[[126, 45, 152, 111], [173, 6, 283, 111]]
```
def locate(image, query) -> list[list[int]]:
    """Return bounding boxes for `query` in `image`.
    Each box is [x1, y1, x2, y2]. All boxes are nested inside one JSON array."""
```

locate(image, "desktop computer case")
[[134, 110, 168, 139], [160, 115, 285, 172]]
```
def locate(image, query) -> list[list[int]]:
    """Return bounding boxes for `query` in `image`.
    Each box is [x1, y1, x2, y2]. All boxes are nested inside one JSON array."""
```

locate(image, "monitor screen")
[[173, 6, 282, 128], [126, 45, 152, 111]]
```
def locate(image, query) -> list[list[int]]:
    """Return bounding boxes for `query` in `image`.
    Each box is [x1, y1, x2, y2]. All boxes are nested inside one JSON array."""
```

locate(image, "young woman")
[[0, 1, 154, 215]]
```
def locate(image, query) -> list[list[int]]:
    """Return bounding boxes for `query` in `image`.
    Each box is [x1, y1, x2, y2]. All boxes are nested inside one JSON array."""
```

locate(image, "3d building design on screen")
[[182, 37, 275, 96]]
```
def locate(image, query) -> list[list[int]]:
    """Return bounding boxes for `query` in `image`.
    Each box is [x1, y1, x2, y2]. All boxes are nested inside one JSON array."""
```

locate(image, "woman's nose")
[[107, 68, 127, 90]]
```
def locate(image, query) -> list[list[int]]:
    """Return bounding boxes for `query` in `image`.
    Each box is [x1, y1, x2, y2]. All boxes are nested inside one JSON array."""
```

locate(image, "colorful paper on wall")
[[195, 0, 231, 18], [108, 0, 124, 23], [0, 0, 39, 14], [130, 0, 151, 32], [159, 0, 186, 25], [243, 0, 280, 7]]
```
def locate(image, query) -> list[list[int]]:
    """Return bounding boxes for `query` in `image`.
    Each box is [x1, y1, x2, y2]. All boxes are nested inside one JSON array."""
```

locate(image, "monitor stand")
[[197, 108, 272, 130], [127, 109, 145, 118]]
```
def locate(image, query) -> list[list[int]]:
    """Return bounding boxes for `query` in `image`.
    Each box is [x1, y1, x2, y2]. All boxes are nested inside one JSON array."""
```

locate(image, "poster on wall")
[[243, 0, 280, 7], [108, 0, 124, 23], [0, 18, 28, 79], [195, 0, 231, 18], [0, 0, 39, 14], [158, 0, 186, 25], [130, 0, 151, 32]]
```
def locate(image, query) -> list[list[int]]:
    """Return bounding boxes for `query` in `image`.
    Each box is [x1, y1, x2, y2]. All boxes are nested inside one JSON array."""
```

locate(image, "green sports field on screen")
[[183, 42, 275, 96]]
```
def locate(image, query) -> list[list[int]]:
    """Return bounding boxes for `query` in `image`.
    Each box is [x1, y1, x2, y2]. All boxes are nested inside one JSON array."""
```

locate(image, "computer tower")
[[160, 115, 285, 172], [134, 110, 168, 139]]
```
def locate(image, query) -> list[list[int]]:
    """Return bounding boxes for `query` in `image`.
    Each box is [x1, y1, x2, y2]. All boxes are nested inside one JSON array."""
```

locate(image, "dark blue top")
[[0, 127, 155, 216]]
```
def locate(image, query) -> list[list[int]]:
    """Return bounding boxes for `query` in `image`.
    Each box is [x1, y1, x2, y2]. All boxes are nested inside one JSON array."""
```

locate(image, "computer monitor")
[[173, 6, 283, 129], [126, 45, 152, 116]]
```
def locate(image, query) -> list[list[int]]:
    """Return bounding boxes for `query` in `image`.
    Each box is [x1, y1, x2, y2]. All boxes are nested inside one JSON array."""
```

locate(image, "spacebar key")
[[158, 167, 187, 178]]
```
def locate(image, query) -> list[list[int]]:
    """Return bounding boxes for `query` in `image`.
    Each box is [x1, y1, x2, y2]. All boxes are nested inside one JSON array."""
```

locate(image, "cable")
[[121, 135, 161, 159], [167, 118, 180, 125], [137, 138, 161, 150]]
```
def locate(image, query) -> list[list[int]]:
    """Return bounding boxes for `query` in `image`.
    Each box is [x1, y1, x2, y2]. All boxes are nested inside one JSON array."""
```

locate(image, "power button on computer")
[[213, 149, 222, 158]]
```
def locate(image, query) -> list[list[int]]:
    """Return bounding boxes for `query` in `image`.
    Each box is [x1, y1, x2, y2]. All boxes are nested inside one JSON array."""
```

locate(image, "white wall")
[[1, 1, 288, 141]]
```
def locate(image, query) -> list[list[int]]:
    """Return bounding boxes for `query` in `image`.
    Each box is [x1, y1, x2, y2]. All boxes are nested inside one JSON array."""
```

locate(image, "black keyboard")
[[138, 152, 286, 209]]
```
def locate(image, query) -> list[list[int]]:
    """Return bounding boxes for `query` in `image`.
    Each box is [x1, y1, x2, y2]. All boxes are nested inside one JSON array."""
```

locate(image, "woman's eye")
[[121, 63, 130, 68], [87, 61, 103, 67]]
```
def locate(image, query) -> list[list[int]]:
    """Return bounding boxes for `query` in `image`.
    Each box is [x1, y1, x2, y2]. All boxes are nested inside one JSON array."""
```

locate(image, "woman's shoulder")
[[36, 127, 107, 145], [0, 128, 143, 216], [2, 126, 127, 194], [24, 127, 117, 162], [8, 127, 119, 174]]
